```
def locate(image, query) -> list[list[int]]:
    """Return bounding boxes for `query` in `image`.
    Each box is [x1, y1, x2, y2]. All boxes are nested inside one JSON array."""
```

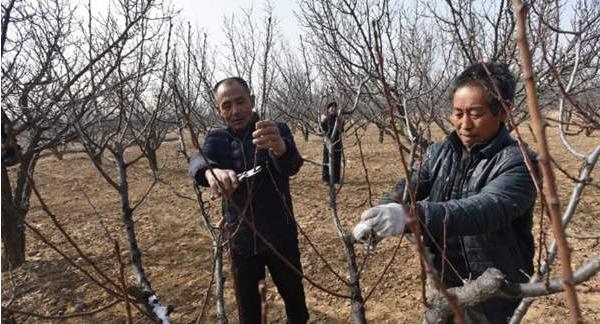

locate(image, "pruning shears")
[[237, 165, 263, 181]]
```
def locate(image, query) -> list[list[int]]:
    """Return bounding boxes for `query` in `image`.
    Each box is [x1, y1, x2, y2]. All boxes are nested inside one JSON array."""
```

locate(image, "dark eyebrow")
[[454, 106, 486, 111], [221, 95, 246, 105]]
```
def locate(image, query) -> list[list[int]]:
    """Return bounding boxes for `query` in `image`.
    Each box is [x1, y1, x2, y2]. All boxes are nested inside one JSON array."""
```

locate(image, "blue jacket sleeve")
[[418, 147, 537, 239], [269, 123, 304, 176], [188, 132, 220, 187]]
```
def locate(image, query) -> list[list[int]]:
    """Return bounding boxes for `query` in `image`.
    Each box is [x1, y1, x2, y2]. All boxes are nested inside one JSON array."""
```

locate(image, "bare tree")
[[170, 21, 219, 148], [221, 2, 280, 118], [420, 1, 600, 322], [1, 0, 154, 270], [169, 20, 229, 323], [428, 0, 600, 125], [298, 0, 453, 146], [2, 0, 598, 322], [270, 37, 330, 141], [296, 1, 600, 323], [71, 0, 174, 321]]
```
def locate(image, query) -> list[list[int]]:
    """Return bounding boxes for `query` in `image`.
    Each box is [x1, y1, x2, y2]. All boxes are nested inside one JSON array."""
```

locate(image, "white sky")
[[80, 0, 300, 47], [170, 0, 301, 48]]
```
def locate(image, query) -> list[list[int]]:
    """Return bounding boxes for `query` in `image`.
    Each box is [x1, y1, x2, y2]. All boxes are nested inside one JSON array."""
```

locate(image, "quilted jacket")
[[189, 115, 303, 256], [383, 125, 537, 323]]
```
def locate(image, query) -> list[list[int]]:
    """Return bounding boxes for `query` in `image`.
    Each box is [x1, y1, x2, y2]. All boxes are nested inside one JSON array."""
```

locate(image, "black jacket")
[[189, 117, 304, 255], [383, 125, 537, 321]]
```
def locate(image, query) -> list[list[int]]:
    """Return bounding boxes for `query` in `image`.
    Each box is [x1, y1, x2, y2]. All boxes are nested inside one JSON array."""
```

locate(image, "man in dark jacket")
[[320, 101, 343, 184], [188, 77, 309, 324], [352, 62, 537, 323]]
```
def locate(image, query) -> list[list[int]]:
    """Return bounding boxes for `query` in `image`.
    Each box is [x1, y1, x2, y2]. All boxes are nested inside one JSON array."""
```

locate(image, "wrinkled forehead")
[[452, 83, 489, 104]]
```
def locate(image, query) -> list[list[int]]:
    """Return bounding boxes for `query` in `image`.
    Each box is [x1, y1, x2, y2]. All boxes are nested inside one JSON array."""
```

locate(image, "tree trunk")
[[326, 143, 367, 323], [343, 236, 367, 324], [91, 148, 103, 166], [302, 125, 309, 142], [1, 166, 26, 271], [115, 144, 170, 322], [146, 147, 158, 173], [214, 240, 228, 324]]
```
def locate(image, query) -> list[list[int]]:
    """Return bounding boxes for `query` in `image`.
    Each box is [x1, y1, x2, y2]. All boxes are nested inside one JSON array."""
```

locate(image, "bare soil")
[[2, 124, 599, 323]]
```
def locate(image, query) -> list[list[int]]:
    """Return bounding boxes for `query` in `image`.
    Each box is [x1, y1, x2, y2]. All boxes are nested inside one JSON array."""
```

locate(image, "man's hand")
[[252, 120, 287, 157], [205, 168, 239, 197], [320, 114, 327, 123], [352, 203, 407, 243]]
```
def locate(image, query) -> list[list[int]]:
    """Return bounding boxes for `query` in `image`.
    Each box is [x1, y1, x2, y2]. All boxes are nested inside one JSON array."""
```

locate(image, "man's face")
[[451, 84, 505, 150], [215, 82, 255, 130]]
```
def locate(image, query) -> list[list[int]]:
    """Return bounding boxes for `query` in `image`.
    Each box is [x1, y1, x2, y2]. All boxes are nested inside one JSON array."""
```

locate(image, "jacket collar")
[[448, 124, 514, 158]]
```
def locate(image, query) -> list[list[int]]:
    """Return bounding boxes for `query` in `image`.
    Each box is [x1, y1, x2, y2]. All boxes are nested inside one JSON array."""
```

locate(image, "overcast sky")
[[171, 0, 301, 48], [82, 0, 301, 47]]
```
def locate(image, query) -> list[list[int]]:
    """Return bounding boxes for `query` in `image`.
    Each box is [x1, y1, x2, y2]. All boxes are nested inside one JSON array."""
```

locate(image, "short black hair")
[[213, 77, 251, 95], [326, 101, 337, 109], [450, 62, 516, 115]]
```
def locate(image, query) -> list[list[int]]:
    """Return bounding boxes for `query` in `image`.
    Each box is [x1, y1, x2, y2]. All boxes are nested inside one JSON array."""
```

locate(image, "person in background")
[[188, 77, 309, 324], [320, 101, 343, 185], [353, 62, 537, 323]]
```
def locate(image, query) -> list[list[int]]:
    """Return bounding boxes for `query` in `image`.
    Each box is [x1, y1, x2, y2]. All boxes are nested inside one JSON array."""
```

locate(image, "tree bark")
[[512, 1, 582, 322], [343, 236, 366, 324], [302, 125, 309, 142], [214, 238, 227, 324], [115, 144, 170, 323], [326, 144, 366, 323], [1, 166, 26, 270]]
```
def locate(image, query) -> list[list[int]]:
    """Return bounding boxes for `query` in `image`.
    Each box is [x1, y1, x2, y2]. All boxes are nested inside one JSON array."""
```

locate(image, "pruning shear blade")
[[237, 165, 263, 181]]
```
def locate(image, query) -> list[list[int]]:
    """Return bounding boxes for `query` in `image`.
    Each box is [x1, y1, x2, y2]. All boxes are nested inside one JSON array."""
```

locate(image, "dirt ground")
[[2, 123, 599, 323]]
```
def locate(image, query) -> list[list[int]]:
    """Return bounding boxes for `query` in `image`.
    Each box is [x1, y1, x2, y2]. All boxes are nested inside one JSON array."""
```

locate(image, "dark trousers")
[[322, 145, 342, 184], [230, 242, 309, 324]]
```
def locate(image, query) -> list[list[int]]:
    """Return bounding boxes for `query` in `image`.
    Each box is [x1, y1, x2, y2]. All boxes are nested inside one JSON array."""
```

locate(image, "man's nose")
[[461, 115, 474, 129], [231, 104, 243, 114]]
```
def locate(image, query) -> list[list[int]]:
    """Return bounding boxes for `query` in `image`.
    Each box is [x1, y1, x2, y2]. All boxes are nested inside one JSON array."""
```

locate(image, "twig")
[[354, 130, 373, 208], [371, 19, 465, 324], [363, 233, 404, 303], [263, 163, 351, 286], [241, 215, 351, 298], [512, 1, 583, 322], [195, 240, 218, 324], [114, 241, 133, 324], [565, 232, 600, 240], [26, 176, 125, 297], [302, 157, 326, 167]]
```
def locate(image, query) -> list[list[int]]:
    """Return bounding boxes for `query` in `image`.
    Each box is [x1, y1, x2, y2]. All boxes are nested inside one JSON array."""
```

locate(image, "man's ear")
[[250, 94, 256, 108], [215, 105, 224, 119]]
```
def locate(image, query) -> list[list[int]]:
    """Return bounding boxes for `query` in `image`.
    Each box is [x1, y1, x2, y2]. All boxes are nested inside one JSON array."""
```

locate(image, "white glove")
[[352, 203, 407, 243]]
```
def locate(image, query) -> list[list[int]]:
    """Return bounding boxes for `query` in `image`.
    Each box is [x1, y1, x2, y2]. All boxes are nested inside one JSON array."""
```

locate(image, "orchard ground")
[[2, 122, 599, 323]]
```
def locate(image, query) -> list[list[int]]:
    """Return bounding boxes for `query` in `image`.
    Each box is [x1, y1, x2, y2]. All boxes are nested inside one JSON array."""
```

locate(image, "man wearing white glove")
[[352, 62, 537, 324], [352, 203, 407, 243]]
